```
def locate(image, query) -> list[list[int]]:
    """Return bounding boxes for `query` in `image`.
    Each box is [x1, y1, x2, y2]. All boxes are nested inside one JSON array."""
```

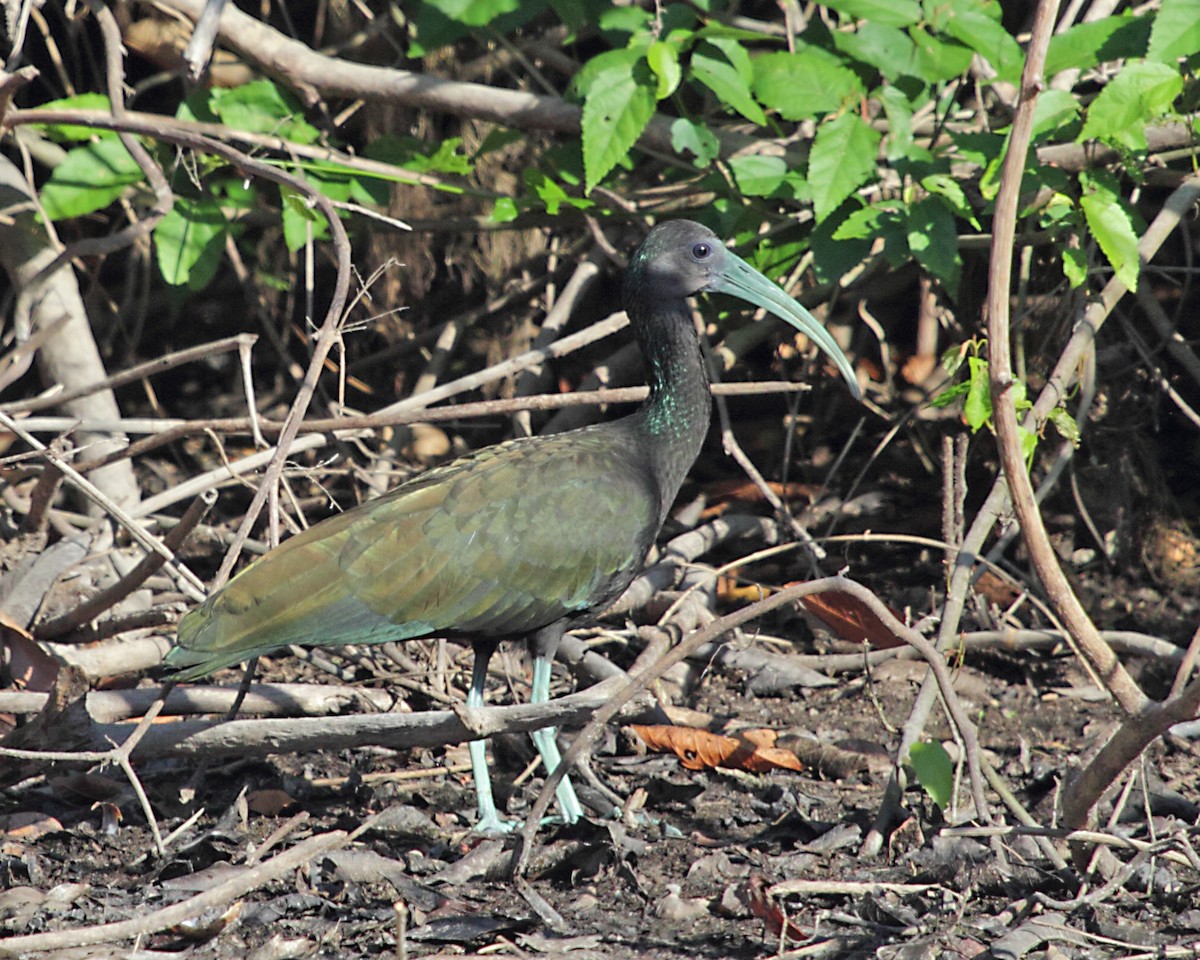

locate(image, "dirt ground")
[[4, 546, 1200, 959]]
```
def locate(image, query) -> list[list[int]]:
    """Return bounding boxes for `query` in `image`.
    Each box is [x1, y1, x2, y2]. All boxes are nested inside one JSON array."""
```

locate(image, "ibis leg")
[[466, 646, 517, 833], [528, 627, 584, 823]]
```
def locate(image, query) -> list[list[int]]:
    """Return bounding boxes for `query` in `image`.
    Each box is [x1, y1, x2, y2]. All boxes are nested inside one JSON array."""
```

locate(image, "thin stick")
[[38, 490, 215, 638], [0, 411, 207, 599], [0, 334, 257, 414], [0, 830, 349, 956]]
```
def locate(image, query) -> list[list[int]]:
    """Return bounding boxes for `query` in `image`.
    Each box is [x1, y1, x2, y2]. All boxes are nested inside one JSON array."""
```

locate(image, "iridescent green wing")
[[172, 427, 661, 675], [337, 427, 662, 636]]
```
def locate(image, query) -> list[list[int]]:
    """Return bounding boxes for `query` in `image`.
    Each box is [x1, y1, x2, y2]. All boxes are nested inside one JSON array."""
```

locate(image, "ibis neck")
[[628, 299, 713, 516]]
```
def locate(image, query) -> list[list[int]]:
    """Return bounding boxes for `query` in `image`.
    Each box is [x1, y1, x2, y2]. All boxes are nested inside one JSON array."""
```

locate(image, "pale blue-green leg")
[[466, 649, 518, 834], [530, 655, 584, 823]]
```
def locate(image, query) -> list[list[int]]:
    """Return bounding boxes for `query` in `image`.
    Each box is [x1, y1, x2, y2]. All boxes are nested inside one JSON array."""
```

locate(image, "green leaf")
[[907, 197, 961, 295], [475, 128, 524, 157], [831, 199, 904, 240], [950, 130, 1005, 167], [209, 80, 319, 144], [581, 52, 656, 192], [1030, 89, 1082, 140], [729, 155, 787, 197], [910, 26, 975, 82], [1148, 0, 1200, 63], [523, 165, 592, 214], [405, 137, 474, 175], [945, 9, 1025, 82], [823, 0, 922, 28], [941, 342, 969, 377], [1018, 424, 1039, 465], [598, 5, 652, 37], [1048, 406, 1082, 447], [1079, 61, 1182, 151], [409, 0, 544, 54], [1045, 15, 1152, 76], [909, 741, 954, 810], [154, 195, 228, 288], [423, 0, 520, 26], [810, 201, 874, 283], [834, 23, 918, 81], [278, 185, 326, 252], [1079, 173, 1139, 291], [34, 94, 114, 141], [1062, 246, 1088, 287], [880, 86, 914, 160], [691, 40, 766, 125], [921, 174, 977, 228], [753, 48, 865, 121], [40, 139, 143, 220], [964, 355, 992, 432], [647, 40, 682, 99], [670, 118, 720, 166], [807, 113, 881, 222], [490, 196, 519, 222], [930, 379, 971, 408]]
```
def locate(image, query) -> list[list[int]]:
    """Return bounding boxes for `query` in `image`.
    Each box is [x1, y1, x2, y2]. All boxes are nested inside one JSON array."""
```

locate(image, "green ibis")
[[165, 220, 859, 832]]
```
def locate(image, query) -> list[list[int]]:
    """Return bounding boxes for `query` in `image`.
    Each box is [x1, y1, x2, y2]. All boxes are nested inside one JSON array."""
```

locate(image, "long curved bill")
[[713, 250, 861, 401]]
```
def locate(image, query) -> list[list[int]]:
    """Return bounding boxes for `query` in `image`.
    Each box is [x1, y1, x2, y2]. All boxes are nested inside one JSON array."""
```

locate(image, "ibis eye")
[[691, 241, 712, 260]]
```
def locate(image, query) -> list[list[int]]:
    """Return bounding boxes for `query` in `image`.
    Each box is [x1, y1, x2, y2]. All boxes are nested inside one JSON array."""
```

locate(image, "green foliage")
[[578, 48, 657, 192], [1078, 172, 1140, 291], [1078, 61, 1183, 152], [753, 48, 865, 120], [155, 194, 229, 288], [31, 77, 479, 291], [1147, 0, 1200, 63], [690, 39, 766, 125], [909, 741, 954, 811], [808, 114, 882, 223], [933, 340, 1083, 467], [39, 139, 142, 220], [206, 81, 320, 143], [26, 0, 1197, 319], [37, 94, 115, 141]]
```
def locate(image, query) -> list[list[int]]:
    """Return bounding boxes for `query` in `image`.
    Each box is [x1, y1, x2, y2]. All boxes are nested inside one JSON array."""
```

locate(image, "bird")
[[164, 219, 860, 832]]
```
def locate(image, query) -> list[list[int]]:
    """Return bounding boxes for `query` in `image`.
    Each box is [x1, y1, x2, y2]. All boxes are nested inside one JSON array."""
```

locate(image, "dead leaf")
[[630, 724, 803, 773], [798, 589, 903, 648], [700, 479, 818, 519], [246, 789, 297, 816], [1, 630, 59, 692], [746, 874, 807, 943], [0, 811, 64, 839], [901, 352, 938, 385], [972, 570, 1023, 607]]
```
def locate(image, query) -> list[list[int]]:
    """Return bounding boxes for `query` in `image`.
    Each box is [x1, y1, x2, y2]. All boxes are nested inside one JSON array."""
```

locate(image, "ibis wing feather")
[[171, 425, 662, 675]]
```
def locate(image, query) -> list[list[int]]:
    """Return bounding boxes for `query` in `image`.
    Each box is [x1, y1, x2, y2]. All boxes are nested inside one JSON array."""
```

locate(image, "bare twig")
[[0, 830, 350, 956], [38, 490, 215, 638]]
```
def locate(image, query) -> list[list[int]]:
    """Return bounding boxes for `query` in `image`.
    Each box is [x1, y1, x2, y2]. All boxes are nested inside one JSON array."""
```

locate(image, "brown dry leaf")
[[246, 788, 297, 816], [630, 724, 803, 773], [0, 811, 64, 839], [798, 589, 903, 649], [900, 352, 938, 385], [746, 874, 807, 943], [1, 629, 60, 692], [972, 570, 1022, 607], [700, 479, 818, 520]]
